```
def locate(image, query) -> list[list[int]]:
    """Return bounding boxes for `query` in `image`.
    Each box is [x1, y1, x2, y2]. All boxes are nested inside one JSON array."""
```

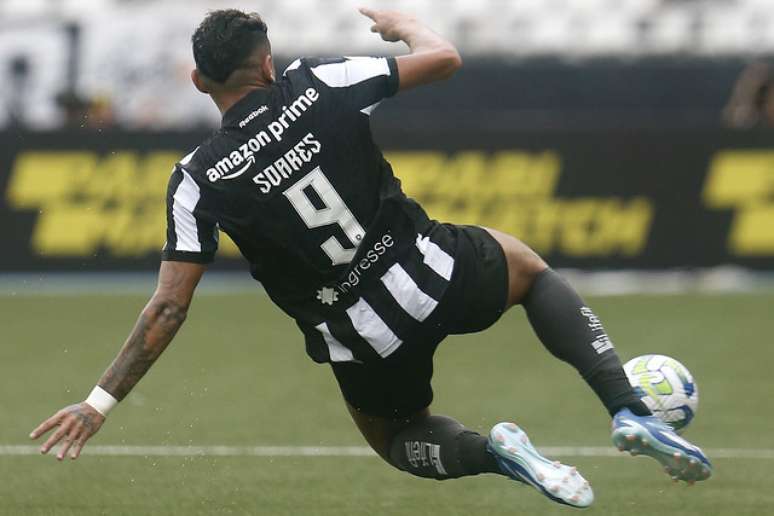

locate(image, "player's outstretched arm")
[[359, 7, 462, 91], [29, 260, 206, 460]]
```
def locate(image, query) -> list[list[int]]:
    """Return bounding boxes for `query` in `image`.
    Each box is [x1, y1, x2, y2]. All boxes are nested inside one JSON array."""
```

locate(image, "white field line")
[[1, 445, 772, 459]]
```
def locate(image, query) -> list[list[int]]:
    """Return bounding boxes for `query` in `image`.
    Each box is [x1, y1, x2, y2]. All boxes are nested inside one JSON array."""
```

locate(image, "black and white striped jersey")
[[163, 56, 460, 364]]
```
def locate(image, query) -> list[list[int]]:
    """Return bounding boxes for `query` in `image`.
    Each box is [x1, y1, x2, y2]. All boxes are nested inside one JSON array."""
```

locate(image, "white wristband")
[[85, 386, 118, 416]]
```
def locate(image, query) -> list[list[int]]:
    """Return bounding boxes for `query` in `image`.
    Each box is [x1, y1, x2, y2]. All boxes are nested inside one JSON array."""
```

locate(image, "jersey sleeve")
[[286, 56, 400, 115], [161, 167, 218, 264]]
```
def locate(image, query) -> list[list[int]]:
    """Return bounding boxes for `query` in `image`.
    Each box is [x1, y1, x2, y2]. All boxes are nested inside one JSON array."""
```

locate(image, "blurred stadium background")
[[1, 1, 773, 515]]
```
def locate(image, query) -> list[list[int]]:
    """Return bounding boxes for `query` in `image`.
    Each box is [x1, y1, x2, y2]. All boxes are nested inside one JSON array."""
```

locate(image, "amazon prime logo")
[[206, 132, 272, 182]]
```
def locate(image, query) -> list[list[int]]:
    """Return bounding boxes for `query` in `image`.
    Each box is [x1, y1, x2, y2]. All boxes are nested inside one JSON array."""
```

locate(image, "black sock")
[[521, 269, 650, 417], [388, 415, 502, 479]]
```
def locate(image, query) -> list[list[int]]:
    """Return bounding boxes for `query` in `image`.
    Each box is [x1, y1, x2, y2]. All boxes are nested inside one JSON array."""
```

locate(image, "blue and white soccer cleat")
[[486, 422, 594, 509], [612, 408, 712, 483]]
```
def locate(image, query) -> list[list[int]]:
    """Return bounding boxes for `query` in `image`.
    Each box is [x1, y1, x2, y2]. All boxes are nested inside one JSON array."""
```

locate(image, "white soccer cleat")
[[486, 422, 594, 509]]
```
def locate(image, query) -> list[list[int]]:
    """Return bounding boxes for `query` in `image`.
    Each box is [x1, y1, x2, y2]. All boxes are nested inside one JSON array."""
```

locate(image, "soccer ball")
[[623, 354, 699, 434]]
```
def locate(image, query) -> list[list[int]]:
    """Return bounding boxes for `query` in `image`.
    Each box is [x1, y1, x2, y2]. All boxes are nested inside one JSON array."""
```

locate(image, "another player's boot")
[[612, 408, 712, 483], [486, 422, 594, 509]]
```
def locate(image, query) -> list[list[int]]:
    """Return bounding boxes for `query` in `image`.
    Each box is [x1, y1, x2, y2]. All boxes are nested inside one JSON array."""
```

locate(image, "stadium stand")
[[2, 0, 774, 128]]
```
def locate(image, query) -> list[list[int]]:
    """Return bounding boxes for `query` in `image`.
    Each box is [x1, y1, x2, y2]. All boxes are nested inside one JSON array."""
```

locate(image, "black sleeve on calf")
[[522, 268, 650, 417], [388, 415, 502, 480], [522, 269, 604, 370]]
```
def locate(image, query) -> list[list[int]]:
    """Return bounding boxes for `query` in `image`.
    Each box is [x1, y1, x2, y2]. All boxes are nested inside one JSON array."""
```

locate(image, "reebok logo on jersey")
[[238, 106, 268, 128]]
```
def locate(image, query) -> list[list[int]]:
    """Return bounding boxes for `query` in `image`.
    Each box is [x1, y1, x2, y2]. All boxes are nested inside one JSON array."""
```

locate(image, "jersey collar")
[[221, 87, 272, 128]]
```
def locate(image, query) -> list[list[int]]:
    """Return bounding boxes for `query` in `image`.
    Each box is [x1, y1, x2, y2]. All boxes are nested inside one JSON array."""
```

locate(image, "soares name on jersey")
[[253, 133, 322, 194]]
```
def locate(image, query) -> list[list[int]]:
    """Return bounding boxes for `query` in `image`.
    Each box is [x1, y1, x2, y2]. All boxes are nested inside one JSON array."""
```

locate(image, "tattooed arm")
[[98, 261, 202, 400], [30, 260, 206, 460]]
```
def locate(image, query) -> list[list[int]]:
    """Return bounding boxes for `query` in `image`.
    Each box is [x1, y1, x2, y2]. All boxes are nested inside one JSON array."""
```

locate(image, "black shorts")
[[330, 224, 509, 418]]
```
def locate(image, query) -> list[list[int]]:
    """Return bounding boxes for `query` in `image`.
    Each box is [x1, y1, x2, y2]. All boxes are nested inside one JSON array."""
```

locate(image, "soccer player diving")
[[30, 8, 712, 508]]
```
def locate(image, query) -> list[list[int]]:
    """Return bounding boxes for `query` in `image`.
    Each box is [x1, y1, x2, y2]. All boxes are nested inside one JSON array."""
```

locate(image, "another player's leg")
[[346, 403, 594, 508], [484, 227, 711, 483]]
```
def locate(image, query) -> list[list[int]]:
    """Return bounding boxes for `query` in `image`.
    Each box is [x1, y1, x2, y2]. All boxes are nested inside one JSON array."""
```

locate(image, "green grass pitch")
[[1, 290, 772, 515]]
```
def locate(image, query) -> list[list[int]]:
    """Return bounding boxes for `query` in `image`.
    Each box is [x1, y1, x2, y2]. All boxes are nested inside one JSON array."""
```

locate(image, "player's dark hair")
[[192, 9, 270, 83]]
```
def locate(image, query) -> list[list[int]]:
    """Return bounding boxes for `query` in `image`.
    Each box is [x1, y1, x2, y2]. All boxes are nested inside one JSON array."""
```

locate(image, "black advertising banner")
[[1, 129, 772, 271]]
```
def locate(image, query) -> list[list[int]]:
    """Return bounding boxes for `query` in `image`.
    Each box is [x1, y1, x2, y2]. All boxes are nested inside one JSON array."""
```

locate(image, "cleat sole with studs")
[[487, 422, 594, 508], [612, 417, 712, 484]]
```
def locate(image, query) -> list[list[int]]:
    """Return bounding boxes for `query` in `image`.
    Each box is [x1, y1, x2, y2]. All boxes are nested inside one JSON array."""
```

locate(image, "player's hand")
[[29, 402, 105, 460], [359, 7, 418, 42]]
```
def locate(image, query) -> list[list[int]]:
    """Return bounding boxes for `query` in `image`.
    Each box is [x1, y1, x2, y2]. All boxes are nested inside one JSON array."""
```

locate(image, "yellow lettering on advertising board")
[[6, 151, 241, 258], [704, 151, 774, 255], [7, 150, 652, 261], [387, 150, 652, 257]]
